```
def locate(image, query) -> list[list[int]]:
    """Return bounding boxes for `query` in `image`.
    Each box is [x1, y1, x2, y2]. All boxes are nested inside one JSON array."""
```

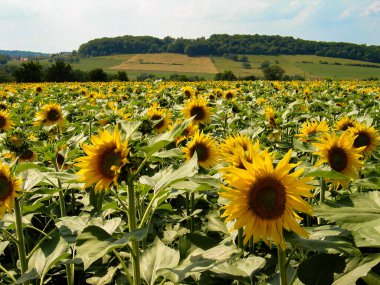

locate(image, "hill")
[[0, 50, 49, 58], [66, 53, 380, 80], [78, 34, 380, 63]]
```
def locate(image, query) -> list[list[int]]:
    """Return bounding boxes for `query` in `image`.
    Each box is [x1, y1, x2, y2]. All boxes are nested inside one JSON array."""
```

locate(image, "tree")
[[14, 61, 43, 82], [214, 70, 237, 81], [45, 61, 74, 82], [261, 60, 270, 69], [114, 71, 129, 81], [262, 65, 285, 80], [88, 68, 108, 82]]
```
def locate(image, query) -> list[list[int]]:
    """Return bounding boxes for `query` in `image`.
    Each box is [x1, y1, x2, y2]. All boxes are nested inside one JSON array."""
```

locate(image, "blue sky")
[[1, 0, 379, 53]]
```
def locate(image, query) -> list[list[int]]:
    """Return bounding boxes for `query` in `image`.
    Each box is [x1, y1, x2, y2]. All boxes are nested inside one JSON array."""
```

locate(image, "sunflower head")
[[349, 123, 379, 156], [5, 131, 28, 153], [182, 131, 220, 169], [219, 149, 314, 250], [224, 90, 236, 100], [296, 120, 329, 142], [0, 161, 22, 218], [0, 110, 13, 131], [147, 102, 172, 133], [182, 97, 212, 125], [264, 107, 278, 129], [76, 126, 130, 192], [313, 131, 364, 186], [35, 103, 65, 127], [335, 116, 357, 131], [182, 86, 195, 99]]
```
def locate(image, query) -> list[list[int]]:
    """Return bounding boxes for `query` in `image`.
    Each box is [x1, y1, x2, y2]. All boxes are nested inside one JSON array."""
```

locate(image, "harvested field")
[[110, 53, 219, 73]]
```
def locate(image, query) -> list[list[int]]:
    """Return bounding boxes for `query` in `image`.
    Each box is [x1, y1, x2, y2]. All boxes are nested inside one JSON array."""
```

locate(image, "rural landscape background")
[[0, 1, 380, 285]]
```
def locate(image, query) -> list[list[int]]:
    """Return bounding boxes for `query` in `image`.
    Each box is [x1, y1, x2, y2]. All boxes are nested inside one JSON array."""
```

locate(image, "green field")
[[11, 53, 380, 80]]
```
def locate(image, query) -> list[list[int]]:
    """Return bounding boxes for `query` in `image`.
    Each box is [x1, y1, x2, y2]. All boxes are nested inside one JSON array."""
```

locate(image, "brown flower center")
[[328, 146, 348, 172], [100, 149, 122, 178], [0, 116, 6, 129], [47, 109, 61, 122], [353, 132, 370, 149], [184, 90, 192, 98], [340, 122, 354, 131], [0, 175, 12, 201], [226, 92, 233, 99], [190, 142, 209, 162], [20, 149, 34, 160], [151, 114, 164, 130], [190, 106, 205, 120], [248, 176, 286, 220]]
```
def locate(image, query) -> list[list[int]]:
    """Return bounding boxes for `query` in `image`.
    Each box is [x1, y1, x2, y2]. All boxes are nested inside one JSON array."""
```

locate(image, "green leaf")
[[333, 254, 380, 285], [76, 225, 148, 270], [285, 226, 361, 255], [207, 212, 228, 234], [164, 242, 241, 283], [0, 241, 9, 255], [210, 255, 266, 280], [86, 265, 119, 285], [140, 238, 180, 285], [314, 191, 380, 247], [20, 168, 45, 191], [120, 120, 142, 140], [304, 169, 350, 180], [27, 232, 70, 281], [297, 253, 346, 285], [140, 154, 198, 192], [352, 177, 380, 190], [142, 118, 192, 156]]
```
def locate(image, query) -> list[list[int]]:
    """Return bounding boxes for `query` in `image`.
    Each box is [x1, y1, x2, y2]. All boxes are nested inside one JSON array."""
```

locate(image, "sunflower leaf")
[[304, 169, 350, 180]]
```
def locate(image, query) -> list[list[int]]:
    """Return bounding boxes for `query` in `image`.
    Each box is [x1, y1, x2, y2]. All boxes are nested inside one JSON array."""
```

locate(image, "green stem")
[[0, 228, 18, 244], [190, 193, 195, 233], [111, 188, 129, 213], [278, 247, 288, 285], [127, 179, 141, 285], [27, 229, 56, 261], [15, 197, 28, 285], [113, 249, 133, 285], [320, 177, 326, 204], [0, 263, 17, 283]]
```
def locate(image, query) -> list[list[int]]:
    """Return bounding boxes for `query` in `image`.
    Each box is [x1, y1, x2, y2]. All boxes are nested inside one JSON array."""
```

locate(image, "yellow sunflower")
[[335, 116, 357, 131], [349, 123, 379, 156], [224, 90, 236, 100], [182, 131, 220, 169], [182, 97, 212, 125], [176, 121, 199, 146], [147, 102, 172, 133], [0, 110, 13, 131], [264, 107, 278, 129], [221, 134, 261, 168], [220, 149, 314, 250], [34, 103, 65, 127], [313, 131, 364, 186], [0, 161, 22, 218], [182, 86, 195, 99], [76, 126, 129, 192], [296, 120, 329, 142]]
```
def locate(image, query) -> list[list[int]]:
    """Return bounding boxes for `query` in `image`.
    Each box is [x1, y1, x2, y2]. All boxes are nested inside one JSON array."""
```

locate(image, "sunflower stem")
[[190, 192, 195, 233], [14, 197, 29, 285], [0, 263, 17, 283], [277, 247, 288, 285], [127, 178, 141, 285], [320, 177, 326, 204], [113, 249, 133, 285]]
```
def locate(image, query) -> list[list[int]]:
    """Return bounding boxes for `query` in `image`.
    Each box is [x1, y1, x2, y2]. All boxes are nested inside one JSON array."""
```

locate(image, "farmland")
[[0, 79, 379, 284], [68, 53, 380, 80]]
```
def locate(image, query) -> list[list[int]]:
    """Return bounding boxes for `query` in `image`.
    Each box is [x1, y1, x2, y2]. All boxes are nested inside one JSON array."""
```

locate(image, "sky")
[[1, 0, 379, 53]]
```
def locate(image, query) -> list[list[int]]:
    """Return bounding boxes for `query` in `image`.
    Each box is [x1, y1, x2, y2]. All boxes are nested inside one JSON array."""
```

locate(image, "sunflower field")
[[0, 80, 379, 285]]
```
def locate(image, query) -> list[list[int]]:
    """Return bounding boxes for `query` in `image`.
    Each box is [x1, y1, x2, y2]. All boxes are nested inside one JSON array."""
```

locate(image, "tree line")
[[78, 34, 380, 63]]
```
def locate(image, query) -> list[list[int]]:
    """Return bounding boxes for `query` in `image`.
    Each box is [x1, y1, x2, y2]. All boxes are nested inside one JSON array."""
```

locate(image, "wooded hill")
[[78, 34, 380, 63]]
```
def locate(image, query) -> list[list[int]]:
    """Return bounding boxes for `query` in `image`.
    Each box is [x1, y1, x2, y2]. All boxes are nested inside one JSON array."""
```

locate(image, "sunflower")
[[220, 149, 314, 250], [313, 131, 364, 186], [221, 134, 261, 168], [224, 90, 236, 100], [176, 121, 199, 146], [296, 120, 329, 142], [183, 131, 220, 169], [264, 107, 278, 129], [182, 97, 212, 125], [76, 126, 130, 192], [34, 103, 65, 127], [182, 86, 195, 99], [147, 102, 172, 133], [0, 110, 13, 131], [335, 116, 356, 131], [0, 161, 22, 218], [18, 149, 36, 162], [348, 123, 379, 156]]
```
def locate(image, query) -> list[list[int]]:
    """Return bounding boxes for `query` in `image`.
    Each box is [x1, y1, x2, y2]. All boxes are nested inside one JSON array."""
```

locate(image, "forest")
[[78, 34, 380, 63]]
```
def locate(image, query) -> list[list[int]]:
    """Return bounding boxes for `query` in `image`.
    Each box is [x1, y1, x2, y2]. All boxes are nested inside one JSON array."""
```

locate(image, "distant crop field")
[[109, 53, 219, 74]]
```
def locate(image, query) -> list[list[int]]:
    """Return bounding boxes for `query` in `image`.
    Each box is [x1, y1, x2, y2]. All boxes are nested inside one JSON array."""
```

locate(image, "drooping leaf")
[[76, 225, 148, 270], [333, 253, 380, 285], [140, 238, 180, 285], [304, 169, 350, 180], [314, 191, 380, 247]]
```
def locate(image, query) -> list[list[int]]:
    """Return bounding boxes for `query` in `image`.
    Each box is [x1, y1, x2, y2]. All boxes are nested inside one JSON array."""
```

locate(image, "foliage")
[[262, 65, 286, 80]]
